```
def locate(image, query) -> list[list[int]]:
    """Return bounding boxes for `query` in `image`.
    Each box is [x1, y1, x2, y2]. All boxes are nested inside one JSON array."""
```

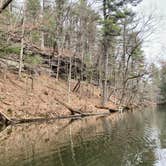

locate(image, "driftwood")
[[95, 105, 131, 113], [95, 105, 119, 113], [54, 96, 85, 115], [72, 79, 81, 92], [95, 105, 111, 110], [47, 85, 85, 115], [0, 111, 12, 125], [0, 111, 110, 126], [0, 91, 111, 126]]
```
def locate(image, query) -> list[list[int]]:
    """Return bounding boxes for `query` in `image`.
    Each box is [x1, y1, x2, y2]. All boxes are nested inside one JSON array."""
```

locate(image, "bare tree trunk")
[[120, 20, 127, 104], [0, 0, 13, 13], [3, 64, 7, 80], [102, 46, 109, 106], [19, 27, 24, 78], [56, 55, 60, 80], [0, 0, 2, 7], [40, 0, 45, 49], [68, 55, 72, 103], [102, 0, 109, 106], [81, 51, 84, 81], [19, 2, 26, 78]]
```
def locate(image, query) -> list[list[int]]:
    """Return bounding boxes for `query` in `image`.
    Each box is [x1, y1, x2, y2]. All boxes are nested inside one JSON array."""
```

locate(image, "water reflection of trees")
[[0, 111, 163, 166], [65, 112, 156, 166], [156, 107, 166, 149]]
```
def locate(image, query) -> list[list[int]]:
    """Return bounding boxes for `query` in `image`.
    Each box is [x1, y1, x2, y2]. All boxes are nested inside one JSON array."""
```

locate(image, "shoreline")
[[0, 72, 119, 122], [0, 72, 154, 126]]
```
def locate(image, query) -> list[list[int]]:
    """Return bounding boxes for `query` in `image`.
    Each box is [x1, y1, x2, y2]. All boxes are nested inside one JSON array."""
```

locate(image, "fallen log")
[[95, 105, 130, 113], [0, 111, 12, 125], [95, 105, 111, 110], [47, 86, 85, 115], [0, 111, 110, 126], [95, 105, 119, 113], [72, 79, 81, 92], [54, 96, 85, 115]]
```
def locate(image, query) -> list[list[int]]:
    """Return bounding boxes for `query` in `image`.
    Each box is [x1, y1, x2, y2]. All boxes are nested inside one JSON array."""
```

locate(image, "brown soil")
[[0, 72, 118, 119]]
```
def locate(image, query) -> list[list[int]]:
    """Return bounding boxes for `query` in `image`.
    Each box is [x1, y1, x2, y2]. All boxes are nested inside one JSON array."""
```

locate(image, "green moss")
[[24, 55, 43, 66], [31, 31, 40, 42], [0, 46, 21, 55]]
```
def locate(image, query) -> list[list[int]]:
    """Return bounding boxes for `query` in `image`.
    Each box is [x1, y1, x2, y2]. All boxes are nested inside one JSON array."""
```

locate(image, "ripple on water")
[[0, 109, 166, 166]]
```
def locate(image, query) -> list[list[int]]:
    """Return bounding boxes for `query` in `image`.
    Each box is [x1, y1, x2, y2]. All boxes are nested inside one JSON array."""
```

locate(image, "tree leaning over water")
[[101, 0, 143, 106]]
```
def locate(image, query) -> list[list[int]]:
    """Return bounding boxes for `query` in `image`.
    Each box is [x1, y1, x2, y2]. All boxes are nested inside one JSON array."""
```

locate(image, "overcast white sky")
[[136, 0, 166, 63]]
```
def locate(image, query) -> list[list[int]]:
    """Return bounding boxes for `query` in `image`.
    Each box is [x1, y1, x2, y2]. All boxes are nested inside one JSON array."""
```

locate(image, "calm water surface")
[[0, 107, 166, 166]]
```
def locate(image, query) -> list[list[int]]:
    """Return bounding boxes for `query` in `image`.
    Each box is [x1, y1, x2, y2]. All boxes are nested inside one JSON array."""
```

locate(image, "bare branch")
[[0, 0, 13, 13]]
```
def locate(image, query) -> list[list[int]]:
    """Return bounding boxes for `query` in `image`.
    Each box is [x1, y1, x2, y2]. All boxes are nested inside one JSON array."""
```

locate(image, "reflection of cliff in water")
[[0, 111, 160, 166]]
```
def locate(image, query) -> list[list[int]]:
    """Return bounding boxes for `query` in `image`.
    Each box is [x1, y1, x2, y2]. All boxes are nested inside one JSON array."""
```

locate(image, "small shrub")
[[24, 55, 43, 66]]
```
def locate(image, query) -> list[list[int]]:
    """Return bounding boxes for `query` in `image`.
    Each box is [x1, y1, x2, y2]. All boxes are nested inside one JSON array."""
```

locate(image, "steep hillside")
[[0, 72, 118, 119]]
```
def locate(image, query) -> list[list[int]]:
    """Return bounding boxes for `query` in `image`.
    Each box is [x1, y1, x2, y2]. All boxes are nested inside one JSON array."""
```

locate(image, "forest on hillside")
[[0, 0, 165, 114]]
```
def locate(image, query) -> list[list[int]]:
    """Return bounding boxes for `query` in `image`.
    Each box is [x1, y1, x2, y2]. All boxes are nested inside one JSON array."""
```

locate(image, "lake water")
[[0, 107, 166, 166]]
